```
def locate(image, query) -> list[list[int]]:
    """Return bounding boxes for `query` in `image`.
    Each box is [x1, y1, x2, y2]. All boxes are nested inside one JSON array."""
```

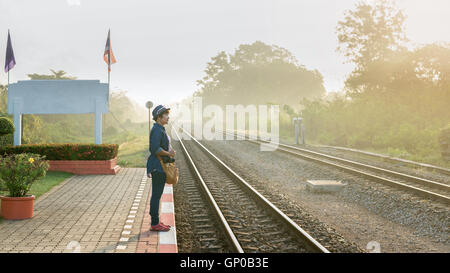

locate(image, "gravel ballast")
[[198, 139, 449, 253]]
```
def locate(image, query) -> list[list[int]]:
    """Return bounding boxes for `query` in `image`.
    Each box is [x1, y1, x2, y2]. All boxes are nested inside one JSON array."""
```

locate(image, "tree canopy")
[[195, 41, 325, 107], [297, 0, 450, 166], [27, 69, 77, 80]]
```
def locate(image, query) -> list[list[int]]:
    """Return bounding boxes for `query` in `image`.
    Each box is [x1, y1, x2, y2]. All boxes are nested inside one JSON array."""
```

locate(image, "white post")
[[298, 117, 305, 145], [293, 117, 299, 145], [12, 98, 22, 146], [95, 97, 102, 144]]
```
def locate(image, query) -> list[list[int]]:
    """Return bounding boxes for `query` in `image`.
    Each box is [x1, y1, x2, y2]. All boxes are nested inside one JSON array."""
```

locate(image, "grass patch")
[[364, 146, 450, 168], [0, 171, 73, 222], [103, 130, 139, 145], [117, 135, 149, 167], [280, 134, 450, 168]]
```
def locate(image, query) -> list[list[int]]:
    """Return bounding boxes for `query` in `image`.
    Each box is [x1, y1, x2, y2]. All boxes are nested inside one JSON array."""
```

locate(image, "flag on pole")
[[103, 29, 116, 72], [5, 30, 16, 73]]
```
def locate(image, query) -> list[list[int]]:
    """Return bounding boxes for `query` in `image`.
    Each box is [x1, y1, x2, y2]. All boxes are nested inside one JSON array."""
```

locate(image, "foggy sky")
[[0, 0, 448, 107]]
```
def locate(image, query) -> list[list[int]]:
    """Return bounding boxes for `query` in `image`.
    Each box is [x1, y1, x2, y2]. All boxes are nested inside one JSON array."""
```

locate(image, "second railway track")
[[221, 130, 450, 205]]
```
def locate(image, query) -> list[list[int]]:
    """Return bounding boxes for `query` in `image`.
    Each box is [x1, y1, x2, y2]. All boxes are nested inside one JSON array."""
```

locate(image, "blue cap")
[[152, 105, 171, 119]]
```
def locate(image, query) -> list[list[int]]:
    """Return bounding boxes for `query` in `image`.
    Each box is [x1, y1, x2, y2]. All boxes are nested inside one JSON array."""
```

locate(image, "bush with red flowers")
[[0, 143, 118, 161]]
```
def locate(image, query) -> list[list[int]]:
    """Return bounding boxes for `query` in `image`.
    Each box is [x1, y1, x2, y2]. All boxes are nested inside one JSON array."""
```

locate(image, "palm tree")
[[27, 69, 77, 80]]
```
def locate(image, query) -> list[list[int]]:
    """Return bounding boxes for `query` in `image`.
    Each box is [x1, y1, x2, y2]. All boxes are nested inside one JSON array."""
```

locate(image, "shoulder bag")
[[157, 154, 179, 185]]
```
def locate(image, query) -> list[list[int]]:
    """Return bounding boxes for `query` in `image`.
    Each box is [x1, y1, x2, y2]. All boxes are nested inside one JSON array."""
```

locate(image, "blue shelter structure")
[[7, 80, 109, 145]]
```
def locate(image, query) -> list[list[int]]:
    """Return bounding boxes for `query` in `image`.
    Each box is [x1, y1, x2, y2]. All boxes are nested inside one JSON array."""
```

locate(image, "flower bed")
[[0, 144, 121, 175], [48, 157, 120, 174]]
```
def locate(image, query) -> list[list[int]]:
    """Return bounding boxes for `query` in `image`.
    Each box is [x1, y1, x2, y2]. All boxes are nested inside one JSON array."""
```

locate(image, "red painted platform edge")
[[138, 182, 177, 253], [157, 184, 177, 253]]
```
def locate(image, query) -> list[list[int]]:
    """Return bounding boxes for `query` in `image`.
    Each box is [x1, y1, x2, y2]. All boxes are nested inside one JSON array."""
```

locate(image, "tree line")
[[194, 0, 449, 165]]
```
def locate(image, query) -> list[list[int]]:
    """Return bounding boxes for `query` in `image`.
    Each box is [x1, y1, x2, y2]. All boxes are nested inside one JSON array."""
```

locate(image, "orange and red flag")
[[104, 29, 116, 72]]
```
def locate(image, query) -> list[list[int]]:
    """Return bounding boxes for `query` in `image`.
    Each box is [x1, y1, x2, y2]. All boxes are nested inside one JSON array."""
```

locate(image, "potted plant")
[[0, 153, 49, 220]]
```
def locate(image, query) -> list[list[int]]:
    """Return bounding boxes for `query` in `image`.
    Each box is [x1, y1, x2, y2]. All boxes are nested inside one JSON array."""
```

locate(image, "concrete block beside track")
[[305, 180, 346, 193]]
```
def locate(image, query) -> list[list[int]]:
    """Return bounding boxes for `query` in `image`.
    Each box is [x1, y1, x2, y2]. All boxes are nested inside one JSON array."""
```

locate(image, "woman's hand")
[[158, 148, 176, 157]]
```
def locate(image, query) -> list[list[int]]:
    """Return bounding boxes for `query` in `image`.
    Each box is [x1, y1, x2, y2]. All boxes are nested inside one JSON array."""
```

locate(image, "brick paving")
[[136, 191, 159, 253], [136, 184, 177, 253], [0, 168, 161, 253]]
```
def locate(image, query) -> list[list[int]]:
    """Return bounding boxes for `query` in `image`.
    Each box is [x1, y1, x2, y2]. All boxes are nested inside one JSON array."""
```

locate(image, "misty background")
[[0, 0, 448, 106], [0, 0, 449, 168]]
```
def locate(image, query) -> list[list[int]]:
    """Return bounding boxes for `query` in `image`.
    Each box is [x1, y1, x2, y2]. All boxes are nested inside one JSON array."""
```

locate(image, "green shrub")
[[0, 117, 14, 136], [0, 153, 50, 197], [0, 143, 118, 160], [0, 133, 13, 146]]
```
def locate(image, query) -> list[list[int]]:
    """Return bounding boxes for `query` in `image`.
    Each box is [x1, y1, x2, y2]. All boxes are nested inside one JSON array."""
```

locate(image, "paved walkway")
[[0, 168, 177, 253]]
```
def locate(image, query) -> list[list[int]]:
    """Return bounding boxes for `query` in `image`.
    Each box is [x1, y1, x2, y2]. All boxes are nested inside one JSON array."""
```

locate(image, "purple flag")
[[5, 30, 16, 73]]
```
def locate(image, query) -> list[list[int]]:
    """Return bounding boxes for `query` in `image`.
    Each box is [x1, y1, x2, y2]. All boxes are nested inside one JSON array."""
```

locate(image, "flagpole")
[[7, 29, 9, 92], [108, 69, 110, 90], [5, 28, 20, 143], [108, 68, 110, 108], [108, 29, 111, 108]]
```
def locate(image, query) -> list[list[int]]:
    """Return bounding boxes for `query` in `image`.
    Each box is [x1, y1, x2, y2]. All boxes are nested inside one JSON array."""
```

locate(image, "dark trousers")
[[150, 171, 166, 226]]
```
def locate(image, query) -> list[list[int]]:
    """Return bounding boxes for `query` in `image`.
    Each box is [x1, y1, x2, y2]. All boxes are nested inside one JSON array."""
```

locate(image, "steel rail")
[[222, 130, 450, 205], [314, 144, 450, 176], [175, 125, 330, 253], [172, 126, 244, 253]]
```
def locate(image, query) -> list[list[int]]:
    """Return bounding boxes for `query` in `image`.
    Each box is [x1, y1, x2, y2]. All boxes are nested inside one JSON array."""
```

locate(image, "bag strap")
[[157, 153, 173, 162], [156, 154, 163, 161]]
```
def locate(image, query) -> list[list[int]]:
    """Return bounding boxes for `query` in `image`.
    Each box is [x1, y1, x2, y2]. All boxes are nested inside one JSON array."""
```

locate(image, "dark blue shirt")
[[146, 122, 169, 174]]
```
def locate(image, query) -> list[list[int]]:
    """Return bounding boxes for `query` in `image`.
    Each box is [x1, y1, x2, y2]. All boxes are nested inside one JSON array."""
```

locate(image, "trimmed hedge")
[[0, 117, 14, 136], [0, 133, 13, 146], [0, 143, 119, 160]]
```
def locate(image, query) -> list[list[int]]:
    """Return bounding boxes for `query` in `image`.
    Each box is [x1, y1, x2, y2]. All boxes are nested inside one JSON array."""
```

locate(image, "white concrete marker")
[[305, 180, 346, 193]]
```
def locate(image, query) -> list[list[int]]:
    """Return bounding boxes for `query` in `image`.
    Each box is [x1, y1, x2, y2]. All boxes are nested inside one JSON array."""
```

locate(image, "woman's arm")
[[157, 149, 174, 157], [150, 130, 175, 157], [150, 130, 164, 155]]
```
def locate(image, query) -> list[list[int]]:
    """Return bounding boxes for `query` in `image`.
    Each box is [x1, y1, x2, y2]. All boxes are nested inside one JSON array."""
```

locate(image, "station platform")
[[135, 181, 177, 253], [0, 168, 177, 253]]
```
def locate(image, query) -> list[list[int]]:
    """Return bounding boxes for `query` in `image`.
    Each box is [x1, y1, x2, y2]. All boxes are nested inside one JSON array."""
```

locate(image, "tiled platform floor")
[[0, 168, 177, 253]]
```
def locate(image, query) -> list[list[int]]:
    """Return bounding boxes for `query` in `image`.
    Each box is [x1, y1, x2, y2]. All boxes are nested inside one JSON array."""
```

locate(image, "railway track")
[[171, 139, 235, 252], [221, 130, 450, 205], [172, 125, 329, 253], [312, 144, 450, 177]]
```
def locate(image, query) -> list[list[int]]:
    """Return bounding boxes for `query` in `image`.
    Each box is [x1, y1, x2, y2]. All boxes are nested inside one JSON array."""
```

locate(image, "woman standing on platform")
[[146, 105, 176, 232]]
